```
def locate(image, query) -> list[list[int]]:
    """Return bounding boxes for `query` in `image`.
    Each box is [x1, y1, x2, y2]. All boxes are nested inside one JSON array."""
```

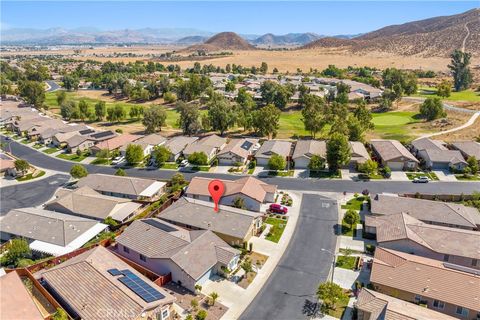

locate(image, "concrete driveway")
[[240, 194, 338, 320], [202, 276, 246, 309], [434, 170, 458, 182], [390, 171, 409, 181]]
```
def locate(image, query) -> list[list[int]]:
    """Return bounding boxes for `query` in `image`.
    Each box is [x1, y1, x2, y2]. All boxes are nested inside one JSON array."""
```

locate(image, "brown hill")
[[186, 32, 256, 51], [301, 9, 480, 57]]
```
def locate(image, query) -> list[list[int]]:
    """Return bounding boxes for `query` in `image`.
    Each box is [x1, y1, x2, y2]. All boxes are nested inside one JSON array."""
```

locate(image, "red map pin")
[[208, 179, 225, 212]]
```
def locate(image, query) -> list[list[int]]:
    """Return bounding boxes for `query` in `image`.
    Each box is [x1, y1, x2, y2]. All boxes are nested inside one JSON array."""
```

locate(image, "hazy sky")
[[1, 1, 478, 35]]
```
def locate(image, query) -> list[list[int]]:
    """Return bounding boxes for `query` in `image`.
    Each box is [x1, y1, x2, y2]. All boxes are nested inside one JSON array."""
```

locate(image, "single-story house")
[[0, 271, 45, 320], [10, 116, 51, 135], [349, 141, 371, 167], [185, 176, 277, 212], [0, 208, 107, 256], [254, 140, 293, 167], [37, 246, 175, 320], [183, 135, 227, 162], [88, 130, 117, 142], [163, 136, 199, 162], [65, 134, 96, 153], [370, 247, 480, 319], [121, 134, 168, 157], [158, 197, 263, 246], [216, 138, 259, 165], [44, 186, 143, 223], [292, 140, 326, 169], [115, 219, 240, 292], [51, 128, 95, 148], [370, 194, 480, 231], [26, 119, 68, 140], [417, 149, 468, 170], [38, 124, 89, 145], [0, 153, 16, 177], [370, 139, 418, 170], [411, 138, 448, 154], [365, 212, 480, 270], [90, 134, 139, 155], [356, 288, 456, 320], [451, 141, 480, 165], [76, 173, 166, 201]]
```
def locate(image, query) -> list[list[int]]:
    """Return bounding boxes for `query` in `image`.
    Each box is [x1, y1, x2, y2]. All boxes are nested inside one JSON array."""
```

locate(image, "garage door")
[[387, 161, 404, 171], [196, 267, 214, 286]]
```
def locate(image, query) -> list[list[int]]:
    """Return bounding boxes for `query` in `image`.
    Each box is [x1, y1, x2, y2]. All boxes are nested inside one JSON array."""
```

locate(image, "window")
[[433, 300, 444, 309], [472, 259, 478, 267], [414, 295, 422, 303], [123, 246, 130, 253], [193, 194, 199, 199], [456, 306, 468, 317], [140, 254, 147, 262], [443, 254, 449, 262], [160, 308, 169, 320]]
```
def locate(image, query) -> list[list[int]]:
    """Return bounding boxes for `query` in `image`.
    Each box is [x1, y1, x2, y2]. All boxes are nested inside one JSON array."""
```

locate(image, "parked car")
[[269, 203, 288, 214], [413, 176, 429, 183], [112, 156, 125, 165], [179, 159, 189, 167]]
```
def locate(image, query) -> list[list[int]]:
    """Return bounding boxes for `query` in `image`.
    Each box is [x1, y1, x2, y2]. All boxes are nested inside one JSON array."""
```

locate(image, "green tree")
[[95, 101, 107, 121], [344, 209, 360, 230], [18, 80, 45, 108], [142, 105, 167, 133], [188, 152, 208, 165], [467, 156, 478, 175], [419, 98, 445, 121], [152, 145, 172, 166], [1, 238, 31, 267], [225, 81, 235, 92], [78, 100, 89, 120], [177, 101, 202, 135], [115, 168, 126, 176], [207, 92, 235, 135], [358, 159, 378, 176], [103, 217, 119, 227], [170, 173, 186, 192], [268, 154, 286, 171], [56, 91, 67, 106], [209, 292, 219, 306], [448, 50, 472, 91], [195, 310, 207, 320], [62, 75, 79, 91], [326, 133, 350, 173], [253, 104, 280, 138], [347, 115, 365, 142], [308, 155, 325, 171], [163, 91, 177, 103], [52, 308, 69, 320], [316, 282, 348, 313], [70, 164, 88, 179], [353, 101, 374, 131], [60, 100, 79, 120], [125, 144, 144, 165], [260, 62, 268, 74], [260, 81, 292, 109], [232, 196, 246, 209], [301, 94, 326, 138], [436, 80, 452, 98], [14, 159, 29, 174]]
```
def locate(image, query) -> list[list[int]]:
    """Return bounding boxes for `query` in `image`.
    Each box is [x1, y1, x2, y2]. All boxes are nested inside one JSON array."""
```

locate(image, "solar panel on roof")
[[79, 129, 95, 135], [91, 131, 114, 139], [240, 141, 253, 150], [107, 268, 122, 276], [117, 270, 165, 303]]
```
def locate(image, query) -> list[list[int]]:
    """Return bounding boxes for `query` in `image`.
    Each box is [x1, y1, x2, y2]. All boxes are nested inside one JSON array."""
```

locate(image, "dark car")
[[269, 203, 288, 214]]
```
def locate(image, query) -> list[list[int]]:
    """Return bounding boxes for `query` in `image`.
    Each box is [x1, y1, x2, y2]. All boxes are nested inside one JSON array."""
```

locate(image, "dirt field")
[[435, 116, 480, 142]]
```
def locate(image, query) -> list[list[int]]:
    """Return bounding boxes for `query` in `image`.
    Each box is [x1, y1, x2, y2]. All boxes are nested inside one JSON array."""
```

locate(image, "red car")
[[269, 203, 288, 214]]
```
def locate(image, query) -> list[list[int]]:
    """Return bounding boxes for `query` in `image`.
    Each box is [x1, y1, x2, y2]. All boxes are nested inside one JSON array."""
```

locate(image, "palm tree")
[[209, 292, 219, 306]]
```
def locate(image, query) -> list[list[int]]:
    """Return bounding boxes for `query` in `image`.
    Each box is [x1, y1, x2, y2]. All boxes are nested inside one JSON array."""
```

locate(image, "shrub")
[[196, 310, 207, 320], [188, 152, 208, 165], [268, 154, 286, 171], [125, 144, 144, 165], [70, 164, 88, 179], [115, 128, 123, 133]]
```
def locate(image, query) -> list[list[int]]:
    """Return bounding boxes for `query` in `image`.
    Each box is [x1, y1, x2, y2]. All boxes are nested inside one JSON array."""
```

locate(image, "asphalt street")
[[2, 136, 480, 195], [45, 80, 61, 92], [0, 174, 70, 215], [240, 194, 338, 320]]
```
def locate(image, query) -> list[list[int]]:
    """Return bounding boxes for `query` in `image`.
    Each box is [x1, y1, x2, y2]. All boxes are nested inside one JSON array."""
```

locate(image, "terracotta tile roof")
[[371, 248, 480, 312], [186, 176, 277, 203], [370, 140, 418, 162], [366, 213, 480, 259], [371, 194, 480, 229], [356, 288, 456, 320], [39, 246, 175, 320], [0, 271, 44, 320]]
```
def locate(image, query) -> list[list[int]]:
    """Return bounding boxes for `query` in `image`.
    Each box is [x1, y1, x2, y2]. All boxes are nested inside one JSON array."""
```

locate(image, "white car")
[[179, 159, 189, 167], [112, 156, 125, 165], [413, 176, 429, 183]]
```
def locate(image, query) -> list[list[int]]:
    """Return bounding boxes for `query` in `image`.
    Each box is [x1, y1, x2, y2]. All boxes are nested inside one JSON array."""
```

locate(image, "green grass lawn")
[[372, 111, 422, 141], [159, 162, 179, 170], [341, 196, 365, 211], [414, 87, 480, 102], [265, 217, 288, 243], [335, 255, 358, 270], [341, 220, 356, 236], [90, 158, 112, 165], [21, 139, 32, 144], [358, 173, 384, 180], [324, 294, 350, 319], [268, 170, 294, 177], [16, 170, 46, 182], [191, 165, 210, 172], [43, 147, 59, 154], [56, 152, 89, 162], [455, 174, 480, 181], [406, 172, 439, 181], [309, 170, 341, 179], [32, 143, 44, 149]]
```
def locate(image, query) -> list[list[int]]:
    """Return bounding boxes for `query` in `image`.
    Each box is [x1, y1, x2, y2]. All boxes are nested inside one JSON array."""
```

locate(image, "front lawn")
[[16, 170, 46, 182], [21, 139, 32, 144], [265, 217, 288, 243], [268, 170, 293, 177], [455, 174, 480, 181], [32, 143, 44, 149], [335, 255, 358, 270], [324, 293, 350, 319], [56, 152, 89, 162], [406, 172, 439, 181], [43, 147, 59, 154], [191, 165, 210, 172], [159, 162, 179, 170], [358, 173, 384, 180], [91, 158, 111, 165], [341, 196, 365, 211], [341, 220, 356, 236], [309, 170, 341, 179]]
